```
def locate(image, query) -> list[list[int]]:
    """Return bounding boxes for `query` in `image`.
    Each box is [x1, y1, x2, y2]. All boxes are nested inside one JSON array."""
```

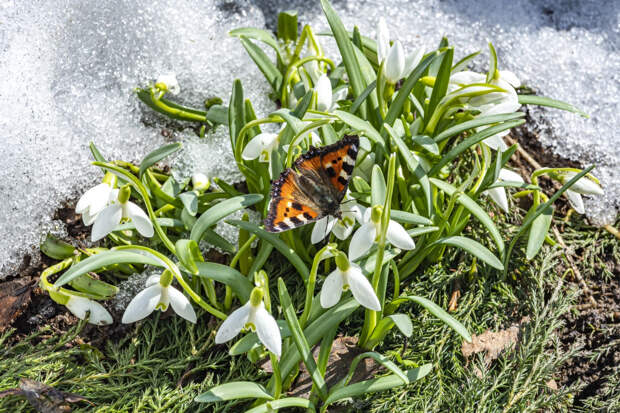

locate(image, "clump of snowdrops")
[[39, 1, 603, 411]]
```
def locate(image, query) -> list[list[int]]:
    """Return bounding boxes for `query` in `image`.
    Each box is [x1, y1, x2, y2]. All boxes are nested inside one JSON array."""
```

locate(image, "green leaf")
[[40, 234, 75, 260], [227, 220, 310, 282], [430, 178, 504, 255], [175, 239, 202, 275], [55, 250, 162, 287], [229, 79, 245, 150], [324, 364, 433, 406], [433, 112, 525, 143], [387, 313, 413, 337], [390, 210, 433, 226], [89, 141, 107, 162], [206, 104, 228, 125], [428, 119, 525, 176], [526, 205, 554, 260], [411, 135, 439, 155], [138, 143, 182, 178], [371, 165, 386, 207], [178, 191, 198, 216], [518, 94, 588, 118], [69, 273, 119, 299], [201, 229, 236, 254], [229, 28, 280, 55], [400, 295, 472, 342], [486, 42, 498, 83], [407, 226, 439, 237], [195, 381, 273, 403], [350, 80, 377, 114], [451, 51, 481, 73], [277, 10, 298, 42], [245, 398, 314, 413], [278, 279, 327, 399], [190, 194, 263, 243], [426, 48, 453, 123], [239, 37, 282, 92], [195, 262, 253, 302], [332, 110, 386, 150], [320, 0, 366, 101], [342, 352, 409, 387], [432, 236, 504, 270]]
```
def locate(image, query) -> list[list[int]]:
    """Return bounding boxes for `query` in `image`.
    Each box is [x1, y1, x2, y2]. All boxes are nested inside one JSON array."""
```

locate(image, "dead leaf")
[[0, 378, 91, 413], [546, 379, 558, 391], [461, 317, 530, 377], [0, 276, 34, 332]]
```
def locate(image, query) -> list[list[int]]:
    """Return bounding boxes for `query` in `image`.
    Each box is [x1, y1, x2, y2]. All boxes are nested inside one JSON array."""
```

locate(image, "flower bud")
[[191, 172, 209, 191], [334, 250, 350, 272], [117, 184, 131, 204], [159, 269, 173, 287], [249, 287, 264, 307], [315, 74, 333, 112], [562, 171, 604, 196]]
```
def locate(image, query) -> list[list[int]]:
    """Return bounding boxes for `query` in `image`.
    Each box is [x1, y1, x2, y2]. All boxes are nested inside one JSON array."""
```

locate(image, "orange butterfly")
[[264, 136, 359, 233]]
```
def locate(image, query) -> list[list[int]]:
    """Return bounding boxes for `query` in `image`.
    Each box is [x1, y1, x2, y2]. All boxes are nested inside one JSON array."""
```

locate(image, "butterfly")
[[264, 135, 359, 233]]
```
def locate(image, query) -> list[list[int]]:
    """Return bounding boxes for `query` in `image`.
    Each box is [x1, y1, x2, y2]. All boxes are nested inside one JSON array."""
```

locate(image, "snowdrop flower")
[[191, 172, 209, 191], [320, 252, 381, 311], [215, 287, 281, 357], [311, 195, 362, 244], [349, 206, 415, 261], [242, 132, 280, 163], [315, 74, 348, 113], [560, 171, 604, 214], [76, 173, 117, 226], [65, 294, 113, 325], [376, 17, 424, 84], [91, 185, 154, 242], [450, 70, 521, 150], [484, 168, 524, 213], [122, 270, 196, 324], [156, 72, 180, 95]]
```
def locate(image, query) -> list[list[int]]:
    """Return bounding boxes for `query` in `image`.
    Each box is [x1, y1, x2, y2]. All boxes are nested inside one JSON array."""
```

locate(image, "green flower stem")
[[92, 162, 177, 255], [270, 353, 282, 399], [299, 244, 333, 329], [360, 154, 396, 349], [149, 88, 207, 122]]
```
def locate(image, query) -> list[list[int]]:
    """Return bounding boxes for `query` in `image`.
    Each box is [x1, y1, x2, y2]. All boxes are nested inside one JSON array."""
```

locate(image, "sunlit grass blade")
[[138, 142, 182, 178], [431, 236, 504, 270], [239, 37, 282, 92], [196, 262, 253, 303], [333, 110, 386, 150], [397, 295, 472, 342], [390, 210, 433, 226], [526, 205, 554, 260], [426, 48, 453, 124], [433, 112, 525, 143], [195, 381, 273, 403], [371, 164, 386, 207], [518, 94, 588, 118], [246, 398, 315, 413]]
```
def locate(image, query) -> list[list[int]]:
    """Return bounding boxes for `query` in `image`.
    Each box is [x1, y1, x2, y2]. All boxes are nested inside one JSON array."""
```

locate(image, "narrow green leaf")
[[350, 80, 377, 114], [89, 141, 107, 162], [486, 42, 498, 82], [277, 10, 298, 42], [390, 210, 433, 226], [229, 79, 245, 149], [324, 364, 433, 406], [278, 279, 327, 399], [239, 37, 283, 91], [195, 262, 253, 302], [55, 250, 162, 287], [432, 236, 504, 270], [229, 28, 280, 55], [195, 381, 273, 403], [245, 398, 314, 413], [452, 51, 481, 73], [387, 313, 413, 337], [518, 94, 588, 118], [206, 104, 228, 125], [411, 135, 439, 155], [227, 220, 309, 282], [178, 191, 198, 216], [371, 165, 386, 207], [333, 110, 386, 150], [407, 226, 439, 237], [402, 295, 472, 342], [430, 178, 504, 255], [190, 194, 263, 243], [426, 48, 453, 123], [138, 143, 182, 178], [342, 352, 408, 387], [69, 273, 119, 299], [433, 112, 525, 144], [175, 239, 202, 275], [40, 234, 75, 260], [526, 205, 554, 260]]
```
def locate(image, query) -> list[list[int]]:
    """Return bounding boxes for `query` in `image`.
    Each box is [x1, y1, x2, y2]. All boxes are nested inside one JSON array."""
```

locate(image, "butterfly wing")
[[294, 135, 359, 202], [264, 168, 322, 233]]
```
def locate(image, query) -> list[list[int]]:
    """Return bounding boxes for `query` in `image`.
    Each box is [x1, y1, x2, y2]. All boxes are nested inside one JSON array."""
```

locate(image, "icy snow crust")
[[0, 0, 617, 278]]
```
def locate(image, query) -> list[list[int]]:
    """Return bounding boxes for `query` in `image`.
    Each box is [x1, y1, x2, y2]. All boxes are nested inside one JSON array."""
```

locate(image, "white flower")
[[315, 74, 348, 113], [91, 190, 154, 242], [191, 172, 209, 191], [561, 171, 604, 214], [349, 207, 415, 261], [376, 17, 425, 84], [156, 72, 180, 95], [215, 289, 281, 357], [320, 260, 380, 311], [65, 295, 113, 325], [450, 70, 521, 150], [241, 132, 280, 163], [122, 273, 197, 324], [76, 182, 117, 226], [311, 196, 362, 244], [484, 168, 524, 213]]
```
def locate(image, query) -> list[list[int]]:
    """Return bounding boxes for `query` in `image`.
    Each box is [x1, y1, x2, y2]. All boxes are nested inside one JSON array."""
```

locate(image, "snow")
[[0, 0, 618, 278]]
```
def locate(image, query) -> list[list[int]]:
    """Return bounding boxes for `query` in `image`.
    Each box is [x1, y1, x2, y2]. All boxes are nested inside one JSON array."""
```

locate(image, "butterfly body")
[[265, 136, 359, 233]]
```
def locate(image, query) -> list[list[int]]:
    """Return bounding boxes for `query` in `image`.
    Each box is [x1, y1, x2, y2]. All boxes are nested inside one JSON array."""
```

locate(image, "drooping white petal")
[[404, 47, 425, 77], [486, 186, 509, 213], [254, 306, 282, 357], [81, 209, 98, 226], [91, 204, 122, 241], [303, 51, 321, 84], [332, 85, 348, 104], [66, 296, 113, 325], [346, 265, 381, 311], [168, 286, 197, 323], [377, 17, 390, 63], [450, 70, 485, 85], [499, 70, 521, 88], [386, 220, 415, 250], [565, 189, 585, 214], [146, 274, 161, 287], [316, 75, 333, 112], [241, 133, 278, 161], [482, 133, 508, 151], [121, 284, 162, 323], [320, 269, 344, 308], [215, 303, 251, 344], [499, 168, 524, 183], [385, 41, 406, 83], [564, 172, 604, 196], [349, 222, 377, 261], [332, 219, 354, 240], [124, 201, 154, 238], [311, 216, 336, 244], [76, 183, 111, 215]]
